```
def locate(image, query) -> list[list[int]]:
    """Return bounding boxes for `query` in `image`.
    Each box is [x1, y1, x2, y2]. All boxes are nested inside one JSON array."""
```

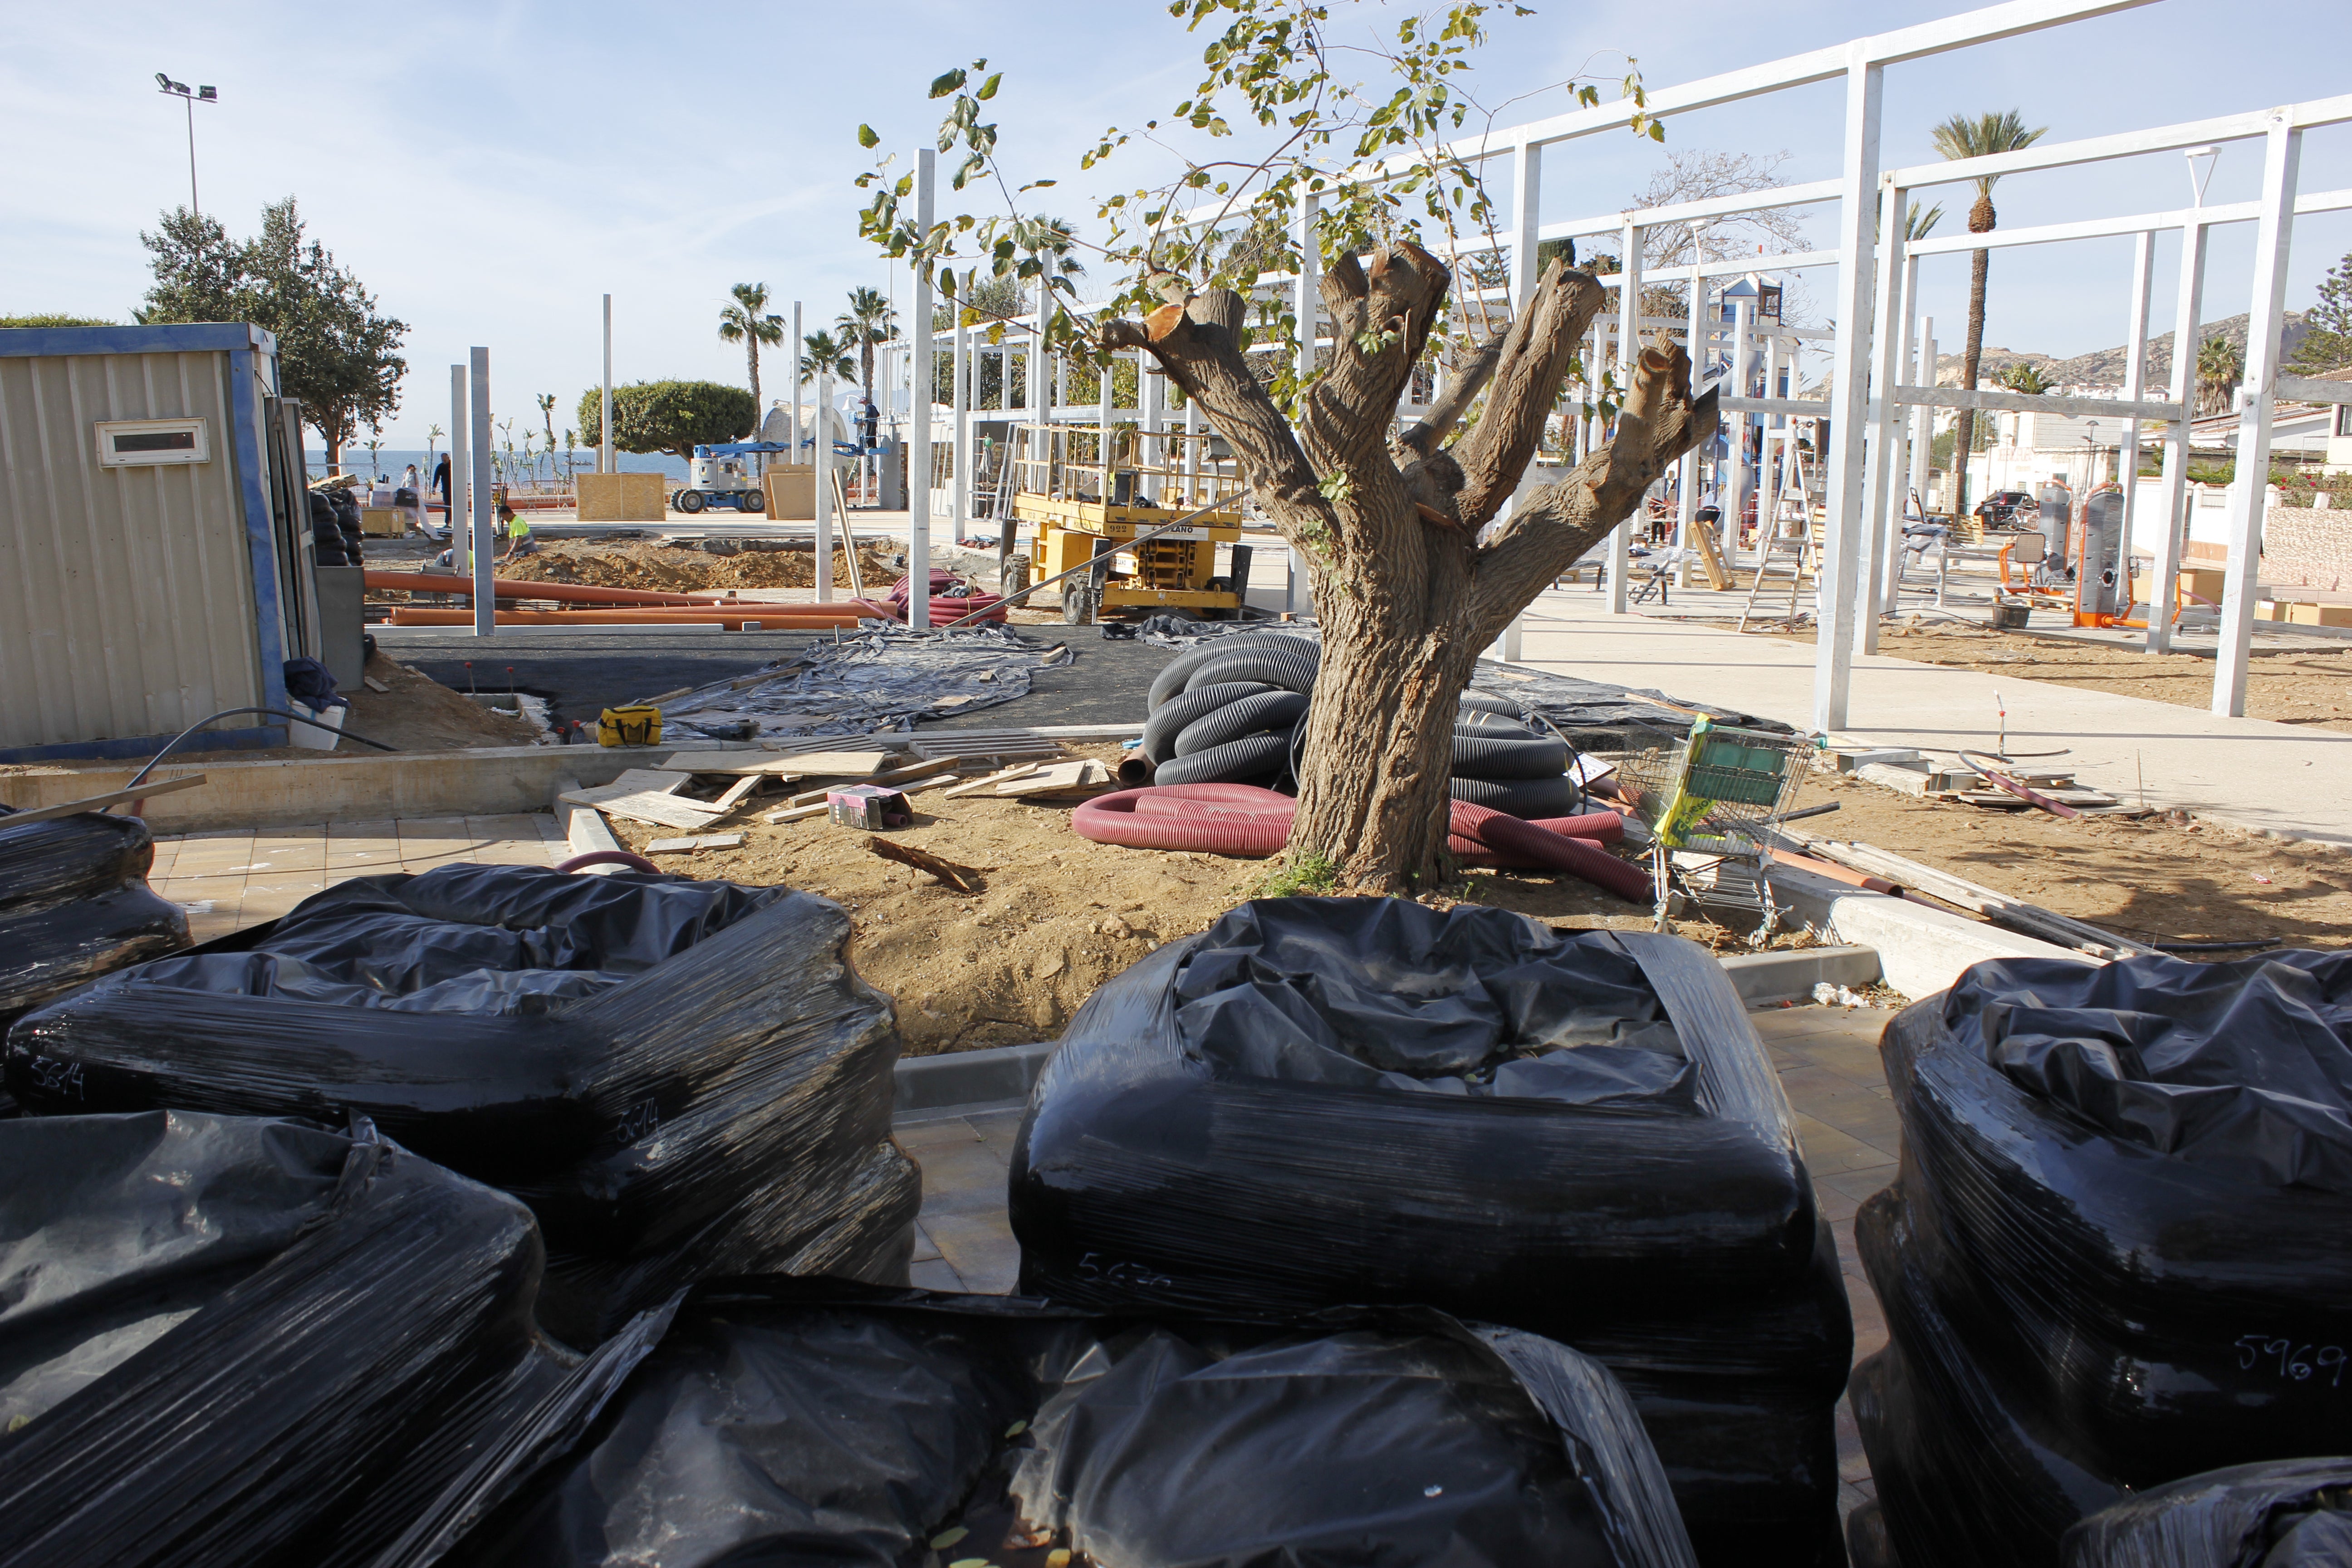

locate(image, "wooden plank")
[[559, 769, 687, 807], [941, 762, 1044, 799], [710, 774, 765, 811], [781, 755, 968, 809], [650, 752, 809, 778], [1692, 520, 1731, 590], [996, 759, 1111, 796], [749, 749, 889, 779], [0, 773, 207, 831], [594, 793, 725, 831], [645, 833, 745, 853]]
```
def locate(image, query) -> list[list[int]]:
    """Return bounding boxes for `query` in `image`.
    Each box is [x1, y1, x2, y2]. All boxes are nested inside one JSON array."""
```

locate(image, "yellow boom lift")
[[1004, 421, 1255, 624]]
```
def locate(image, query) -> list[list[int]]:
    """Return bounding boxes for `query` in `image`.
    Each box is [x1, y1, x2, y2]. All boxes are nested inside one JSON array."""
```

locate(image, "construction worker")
[[500, 500, 538, 559]]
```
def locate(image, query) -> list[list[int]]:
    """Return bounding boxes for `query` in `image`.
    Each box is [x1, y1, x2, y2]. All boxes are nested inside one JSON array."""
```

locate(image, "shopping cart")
[[1612, 716, 1814, 941]]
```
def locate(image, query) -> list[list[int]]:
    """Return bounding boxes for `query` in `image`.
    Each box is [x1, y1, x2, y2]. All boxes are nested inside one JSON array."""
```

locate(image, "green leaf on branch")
[[857, 124, 880, 148], [928, 69, 967, 99]]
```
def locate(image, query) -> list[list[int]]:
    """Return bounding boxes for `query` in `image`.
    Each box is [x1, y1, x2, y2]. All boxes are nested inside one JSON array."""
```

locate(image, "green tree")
[[2196, 335, 2243, 416], [717, 282, 785, 410], [800, 330, 857, 383], [856, 13, 1702, 892], [1930, 110, 2048, 517], [2287, 248, 2352, 374], [1996, 360, 2051, 395], [137, 200, 408, 468], [536, 393, 558, 485], [576, 380, 757, 461], [834, 286, 898, 402]]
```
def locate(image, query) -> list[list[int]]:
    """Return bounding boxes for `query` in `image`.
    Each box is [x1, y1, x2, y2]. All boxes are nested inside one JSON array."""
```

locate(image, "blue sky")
[[5, 0, 2347, 442]]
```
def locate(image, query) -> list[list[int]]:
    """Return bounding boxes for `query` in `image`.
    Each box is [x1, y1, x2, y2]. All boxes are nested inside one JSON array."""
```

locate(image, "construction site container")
[[0, 323, 318, 761]]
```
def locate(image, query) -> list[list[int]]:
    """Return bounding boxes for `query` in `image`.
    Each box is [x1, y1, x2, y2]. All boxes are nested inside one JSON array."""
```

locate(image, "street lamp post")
[[154, 74, 217, 214]]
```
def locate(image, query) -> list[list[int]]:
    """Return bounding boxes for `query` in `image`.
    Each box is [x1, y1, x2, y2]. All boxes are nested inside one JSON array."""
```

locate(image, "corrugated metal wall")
[[0, 347, 265, 750]]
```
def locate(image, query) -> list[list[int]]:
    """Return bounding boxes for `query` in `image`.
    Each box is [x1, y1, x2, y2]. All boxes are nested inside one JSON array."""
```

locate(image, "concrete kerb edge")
[[1767, 862, 2093, 999], [889, 945, 1888, 1122]]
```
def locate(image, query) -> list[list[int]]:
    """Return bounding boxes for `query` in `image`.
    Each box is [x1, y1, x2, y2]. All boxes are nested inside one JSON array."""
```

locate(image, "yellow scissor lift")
[[1006, 421, 1252, 624]]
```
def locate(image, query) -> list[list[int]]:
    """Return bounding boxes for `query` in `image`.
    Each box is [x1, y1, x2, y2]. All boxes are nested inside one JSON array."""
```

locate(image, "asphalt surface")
[[372, 622, 1184, 738]]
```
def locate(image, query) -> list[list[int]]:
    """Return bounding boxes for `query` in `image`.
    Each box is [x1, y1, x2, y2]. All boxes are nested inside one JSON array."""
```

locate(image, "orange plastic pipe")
[[384, 606, 872, 628], [364, 569, 705, 607]]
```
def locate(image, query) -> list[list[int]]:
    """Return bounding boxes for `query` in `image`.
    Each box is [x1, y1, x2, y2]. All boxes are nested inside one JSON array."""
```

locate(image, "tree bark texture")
[[1102, 251, 1715, 892]]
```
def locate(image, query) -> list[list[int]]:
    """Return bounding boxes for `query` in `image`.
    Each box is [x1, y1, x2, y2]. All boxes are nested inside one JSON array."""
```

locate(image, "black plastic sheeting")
[[659, 622, 1050, 742], [0, 811, 188, 1042], [0, 1110, 618, 1568], [1946, 951, 2352, 1195], [6, 865, 918, 1343], [1851, 958, 2352, 1568], [2061, 1458, 2352, 1568], [376, 1279, 1703, 1568], [1009, 898, 1851, 1567], [1473, 662, 1798, 744]]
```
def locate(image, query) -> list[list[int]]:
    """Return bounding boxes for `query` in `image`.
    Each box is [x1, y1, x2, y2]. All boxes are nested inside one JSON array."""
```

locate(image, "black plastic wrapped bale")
[[1851, 953, 2352, 1568], [0, 810, 189, 1042], [377, 1279, 1701, 1568], [2061, 1458, 2352, 1568], [0, 1109, 614, 1568], [1008, 898, 1852, 1568], [5, 864, 920, 1343]]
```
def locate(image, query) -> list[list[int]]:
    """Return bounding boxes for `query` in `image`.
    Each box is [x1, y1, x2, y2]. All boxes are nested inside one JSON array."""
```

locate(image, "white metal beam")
[[1889, 93, 2352, 191], [2148, 216, 2209, 655], [1893, 385, 2188, 421], [908, 149, 935, 633], [1610, 218, 1640, 612], [2215, 113, 2303, 718]]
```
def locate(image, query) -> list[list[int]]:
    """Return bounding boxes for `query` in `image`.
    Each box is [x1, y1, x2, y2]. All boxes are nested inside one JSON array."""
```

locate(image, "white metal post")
[[1856, 179, 1907, 654], [2214, 114, 2302, 715], [2150, 220, 2208, 654], [1762, 325, 1784, 554], [1142, 363, 1165, 503], [1675, 260, 1705, 582], [2113, 230, 2155, 617], [788, 301, 804, 466], [1500, 140, 1541, 645], [448, 362, 468, 569], [469, 348, 494, 637], [1033, 277, 1051, 428], [1727, 294, 1754, 593], [952, 313, 970, 542], [1875, 254, 1922, 622], [908, 150, 935, 632], [1815, 49, 1884, 734], [1907, 317, 1935, 522], [1610, 220, 1641, 613], [815, 369, 833, 601], [1295, 192, 1323, 381], [599, 295, 613, 475]]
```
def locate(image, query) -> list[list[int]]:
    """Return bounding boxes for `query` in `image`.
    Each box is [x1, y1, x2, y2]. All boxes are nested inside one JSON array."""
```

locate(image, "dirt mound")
[[504, 542, 903, 594]]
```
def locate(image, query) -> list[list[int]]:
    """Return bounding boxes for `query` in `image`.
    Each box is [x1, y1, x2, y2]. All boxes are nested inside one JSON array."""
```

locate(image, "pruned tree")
[[857, 3, 1712, 892], [576, 380, 756, 462]]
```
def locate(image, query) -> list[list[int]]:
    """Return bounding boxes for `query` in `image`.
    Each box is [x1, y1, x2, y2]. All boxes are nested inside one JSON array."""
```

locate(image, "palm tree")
[[717, 282, 786, 411], [1904, 201, 1945, 243], [834, 286, 898, 407], [800, 330, 856, 384], [1931, 109, 2048, 516], [2196, 335, 2244, 416], [1996, 360, 2053, 395], [536, 394, 558, 485]]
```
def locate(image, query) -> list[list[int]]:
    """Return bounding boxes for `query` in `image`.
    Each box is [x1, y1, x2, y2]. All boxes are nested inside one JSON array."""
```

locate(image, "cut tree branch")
[[1445, 259, 1611, 533], [1467, 335, 1716, 639]]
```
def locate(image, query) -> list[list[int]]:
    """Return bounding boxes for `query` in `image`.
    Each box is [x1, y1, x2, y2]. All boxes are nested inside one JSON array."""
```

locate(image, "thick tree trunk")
[[1103, 249, 1714, 892]]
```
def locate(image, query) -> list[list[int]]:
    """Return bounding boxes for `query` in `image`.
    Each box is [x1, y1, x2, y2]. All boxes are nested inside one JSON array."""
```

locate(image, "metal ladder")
[[1735, 501, 1819, 633]]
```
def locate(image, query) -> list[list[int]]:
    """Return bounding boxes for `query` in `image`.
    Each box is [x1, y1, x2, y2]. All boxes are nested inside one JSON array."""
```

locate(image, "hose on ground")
[[123, 705, 400, 793], [1451, 733, 1570, 780], [1449, 800, 1651, 901], [1456, 691, 1528, 722], [1449, 774, 1586, 817], [554, 850, 663, 875], [1072, 783, 1295, 856], [1147, 632, 1314, 710]]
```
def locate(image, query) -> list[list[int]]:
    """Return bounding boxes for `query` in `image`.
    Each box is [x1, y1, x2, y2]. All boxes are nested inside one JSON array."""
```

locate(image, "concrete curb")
[[891, 944, 1887, 1118], [1767, 863, 2092, 998]]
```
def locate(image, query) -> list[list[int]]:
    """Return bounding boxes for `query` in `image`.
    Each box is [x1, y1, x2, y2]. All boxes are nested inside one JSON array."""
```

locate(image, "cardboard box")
[[2286, 601, 2352, 628], [764, 466, 816, 520], [359, 507, 407, 536], [2177, 567, 2226, 607], [828, 785, 910, 829], [575, 471, 668, 522]]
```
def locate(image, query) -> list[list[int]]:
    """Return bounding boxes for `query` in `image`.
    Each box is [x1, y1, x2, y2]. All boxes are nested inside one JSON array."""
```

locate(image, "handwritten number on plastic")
[[2236, 1334, 2346, 1387]]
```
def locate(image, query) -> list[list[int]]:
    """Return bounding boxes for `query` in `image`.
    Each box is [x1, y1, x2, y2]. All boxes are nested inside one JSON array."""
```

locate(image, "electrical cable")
[[123, 706, 399, 793]]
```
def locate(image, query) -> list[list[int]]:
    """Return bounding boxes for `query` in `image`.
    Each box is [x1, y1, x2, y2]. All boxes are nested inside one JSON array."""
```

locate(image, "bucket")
[[285, 701, 347, 750], [1990, 601, 2030, 630]]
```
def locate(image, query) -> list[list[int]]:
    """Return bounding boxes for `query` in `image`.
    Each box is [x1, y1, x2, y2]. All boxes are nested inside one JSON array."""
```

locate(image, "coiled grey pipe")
[[1174, 690, 1312, 758], [1147, 633, 1298, 710], [1451, 734, 1570, 780], [1153, 730, 1294, 787], [1457, 691, 1527, 722], [1142, 682, 1272, 764], [1450, 774, 1585, 817], [1185, 638, 1320, 697]]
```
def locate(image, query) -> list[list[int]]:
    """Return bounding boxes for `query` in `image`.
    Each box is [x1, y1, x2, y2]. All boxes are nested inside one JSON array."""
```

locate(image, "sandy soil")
[[1749, 617, 2352, 733], [602, 744, 1827, 1054], [499, 541, 904, 594], [1786, 766, 2352, 951]]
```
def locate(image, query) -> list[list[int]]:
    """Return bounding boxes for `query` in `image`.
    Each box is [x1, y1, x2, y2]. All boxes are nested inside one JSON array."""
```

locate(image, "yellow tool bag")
[[598, 706, 662, 747]]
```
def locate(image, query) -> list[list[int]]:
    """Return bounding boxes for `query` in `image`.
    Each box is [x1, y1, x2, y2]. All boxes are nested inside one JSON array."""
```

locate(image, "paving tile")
[[244, 831, 328, 875], [911, 1140, 1014, 1217], [236, 877, 328, 922], [920, 1209, 1020, 1294], [1836, 1394, 1871, 1484], [395, 816, 475, 843], [1810, 1181, 1863, 1225], [910, 1258, 967, 1292], [1816, 1164, 1900, 1205], [894, 1116, 987, 1153], [1785, 1037, 1893, 1086], [911, 1223, 943, 1264]]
